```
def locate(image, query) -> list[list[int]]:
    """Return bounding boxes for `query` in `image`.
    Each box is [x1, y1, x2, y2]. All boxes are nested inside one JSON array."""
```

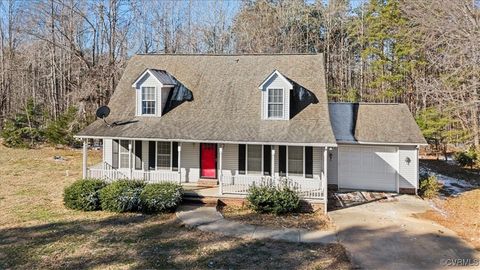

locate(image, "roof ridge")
[[136, 53, 320, 56], [329, 102, 401, 105]]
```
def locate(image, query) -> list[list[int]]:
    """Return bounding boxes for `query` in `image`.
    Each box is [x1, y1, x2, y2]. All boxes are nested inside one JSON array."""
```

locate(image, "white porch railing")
[[130, 170, 180, 183], [86, 163, 180, 183], [221, 173, 326, 200]]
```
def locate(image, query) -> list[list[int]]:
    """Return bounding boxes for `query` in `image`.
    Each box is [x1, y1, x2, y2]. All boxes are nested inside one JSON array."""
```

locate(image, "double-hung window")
[[247, 145, 262, 174], [267, 88, 283, 118], [287, 146, 303, 176], [156, 142, 171, 170], [141, 86, 156, 115]]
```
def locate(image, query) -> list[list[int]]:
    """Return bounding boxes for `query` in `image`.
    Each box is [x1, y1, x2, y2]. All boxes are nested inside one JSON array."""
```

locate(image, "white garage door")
[[338, 145, 398, 192]]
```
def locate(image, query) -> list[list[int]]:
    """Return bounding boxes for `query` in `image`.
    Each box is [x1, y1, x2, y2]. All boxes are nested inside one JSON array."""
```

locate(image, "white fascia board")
[[131, 69, 172, 88], [74, 135, 337, 147], [337, 141, 428, 146], [258, 70, 293, 90]]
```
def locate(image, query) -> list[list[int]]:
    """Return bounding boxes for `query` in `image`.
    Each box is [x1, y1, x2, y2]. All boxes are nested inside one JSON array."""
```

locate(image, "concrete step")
[[197, 178, 218, 187], [182, 196, 218, 206]]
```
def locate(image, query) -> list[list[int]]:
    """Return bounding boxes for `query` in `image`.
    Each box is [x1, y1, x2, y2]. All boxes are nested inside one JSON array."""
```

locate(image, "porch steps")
[[196, 179, 218, 187], [182, 193, 218, 206]]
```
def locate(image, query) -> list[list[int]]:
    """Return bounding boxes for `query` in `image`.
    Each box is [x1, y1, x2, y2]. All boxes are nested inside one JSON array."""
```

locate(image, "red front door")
[[200, 143, 217, 178]]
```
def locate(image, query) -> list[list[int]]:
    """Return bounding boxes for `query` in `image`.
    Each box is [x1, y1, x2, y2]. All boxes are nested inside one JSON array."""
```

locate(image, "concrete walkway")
[[176, 205, 337, 244]]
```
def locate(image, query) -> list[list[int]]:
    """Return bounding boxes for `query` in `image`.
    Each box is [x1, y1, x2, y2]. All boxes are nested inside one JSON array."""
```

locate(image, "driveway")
[[329, 195, 479, 270]]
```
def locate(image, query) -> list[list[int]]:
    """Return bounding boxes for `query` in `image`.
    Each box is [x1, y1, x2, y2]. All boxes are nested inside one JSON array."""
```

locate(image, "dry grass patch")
[[0, 144, 351, 269], [220, 205, 333, 231], [417, 189, 480, 250]]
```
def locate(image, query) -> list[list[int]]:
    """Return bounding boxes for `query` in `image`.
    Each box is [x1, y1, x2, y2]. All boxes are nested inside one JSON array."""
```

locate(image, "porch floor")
[[181, 183, 245, 199], [182, 183, 219, 198]]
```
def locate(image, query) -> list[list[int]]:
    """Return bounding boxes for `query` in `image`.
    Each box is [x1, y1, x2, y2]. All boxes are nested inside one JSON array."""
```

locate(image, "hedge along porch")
[[81, 138, 329, 205]]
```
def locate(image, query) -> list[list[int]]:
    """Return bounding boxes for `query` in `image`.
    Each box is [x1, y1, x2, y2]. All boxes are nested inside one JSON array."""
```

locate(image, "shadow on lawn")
[[0, 214, 348, 269], [0, 213, 477, 269]]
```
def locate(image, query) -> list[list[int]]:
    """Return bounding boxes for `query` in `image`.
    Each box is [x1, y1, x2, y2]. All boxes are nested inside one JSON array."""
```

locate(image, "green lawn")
[[0, 145, 351, 269]]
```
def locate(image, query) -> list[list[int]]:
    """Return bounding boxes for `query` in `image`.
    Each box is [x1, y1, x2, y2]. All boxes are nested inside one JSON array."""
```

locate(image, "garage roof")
[[329, 103, 427, 145]]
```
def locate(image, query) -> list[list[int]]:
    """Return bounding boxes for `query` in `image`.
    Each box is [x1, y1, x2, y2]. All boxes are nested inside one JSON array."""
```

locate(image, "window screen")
[[156, 142, 171, 169], [247, 145, 262, 174], [142, 87, 156, 115], [267, 88, 283, 118], [288, 146, 303, 176]]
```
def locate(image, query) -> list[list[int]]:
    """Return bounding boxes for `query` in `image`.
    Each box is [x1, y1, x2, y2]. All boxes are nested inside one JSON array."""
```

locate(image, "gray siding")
[[141, 141, 149, 170], [103, 139, 113, 165], [273, 145, 280, 176], [100, 141, 324, 184], [398, 146, 418, 189], [180, 142, 200, 183], [134, 72, 172, 117], [220, 143, 238, 177], [313, 147, 323, 176], [260, 73, 291, 120], [327, 147, 338, 185]]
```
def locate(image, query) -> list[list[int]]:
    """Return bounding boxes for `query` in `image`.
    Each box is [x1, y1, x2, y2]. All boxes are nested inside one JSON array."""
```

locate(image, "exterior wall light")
[[405, 157, 411, 165]]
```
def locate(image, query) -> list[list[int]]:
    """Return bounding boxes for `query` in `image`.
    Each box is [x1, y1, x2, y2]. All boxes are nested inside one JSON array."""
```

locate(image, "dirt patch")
[[416, 190, 480, 250], [219, 205, 333, 231], [0, 145, 351, 269]]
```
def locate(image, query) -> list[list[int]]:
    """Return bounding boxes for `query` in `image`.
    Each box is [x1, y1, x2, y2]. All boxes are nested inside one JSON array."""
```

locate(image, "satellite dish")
[[96, 106, 113, 127], [96, 106, 110, 119]]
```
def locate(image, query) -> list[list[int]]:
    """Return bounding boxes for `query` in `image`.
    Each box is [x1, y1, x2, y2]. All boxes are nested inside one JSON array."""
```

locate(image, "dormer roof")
[[258, 69, 293, 90], [131, 69, 176, 88]]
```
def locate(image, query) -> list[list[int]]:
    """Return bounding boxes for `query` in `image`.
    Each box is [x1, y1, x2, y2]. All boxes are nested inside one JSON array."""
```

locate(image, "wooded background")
[[0, 0, 478, 150]]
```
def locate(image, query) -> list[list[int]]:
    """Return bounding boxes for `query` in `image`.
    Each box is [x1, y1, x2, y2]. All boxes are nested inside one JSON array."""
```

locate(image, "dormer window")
[[132, 69, 177, 117], [141, 86, 156, 115], [259, 70, 293, 120], [267, 88, 284, 118]]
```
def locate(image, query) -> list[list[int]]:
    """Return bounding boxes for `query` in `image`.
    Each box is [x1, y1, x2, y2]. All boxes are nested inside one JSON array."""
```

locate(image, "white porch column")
[[271, 147, 275, 179], [218, 145, 223, 195], [323, 147, 328, 213], [177, 143, 182, 184], [128, 141, 132, 179], [82, 139, 88, 179]]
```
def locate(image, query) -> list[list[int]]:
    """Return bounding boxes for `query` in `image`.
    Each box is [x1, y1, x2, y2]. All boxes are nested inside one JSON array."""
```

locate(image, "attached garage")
[[338, 145, 398, 192]]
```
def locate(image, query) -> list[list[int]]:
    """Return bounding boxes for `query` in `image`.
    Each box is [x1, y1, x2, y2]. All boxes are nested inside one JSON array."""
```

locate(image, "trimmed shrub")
[[140, 183, 183, 213], [247, 184, 300, 215], [64, 179, 106, 211], [419, 175, 441, 199], [99, 180, 146, 212]]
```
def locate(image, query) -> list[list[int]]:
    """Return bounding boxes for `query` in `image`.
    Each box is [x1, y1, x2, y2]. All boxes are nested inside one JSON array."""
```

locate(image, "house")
[[75, 54, 426, 211]]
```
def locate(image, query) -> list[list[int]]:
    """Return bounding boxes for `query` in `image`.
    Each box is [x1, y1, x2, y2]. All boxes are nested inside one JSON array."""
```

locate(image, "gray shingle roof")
[[77, 54, 337, 146], [328, 103, 427, 145], [148, 69, 176, 86]]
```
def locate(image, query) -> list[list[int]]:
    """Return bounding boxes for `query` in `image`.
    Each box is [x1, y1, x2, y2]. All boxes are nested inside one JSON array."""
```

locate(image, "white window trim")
[[155, 141, 172, 171], [245, 144, 264, 175], [266, 87, 285, 120], [140, 86, 157, 116], [286, 146, 305, 178]]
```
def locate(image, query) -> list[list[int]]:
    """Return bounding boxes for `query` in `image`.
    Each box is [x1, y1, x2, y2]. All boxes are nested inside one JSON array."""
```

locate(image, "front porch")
[[81, 139, 329, 203]]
